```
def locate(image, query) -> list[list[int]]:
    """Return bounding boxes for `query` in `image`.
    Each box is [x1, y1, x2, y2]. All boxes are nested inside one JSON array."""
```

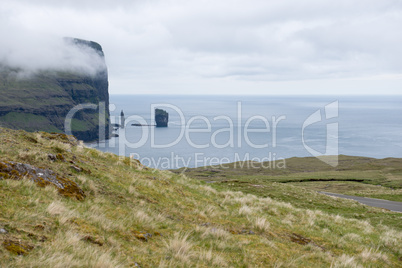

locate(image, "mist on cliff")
[[0, 30, 106, 77]]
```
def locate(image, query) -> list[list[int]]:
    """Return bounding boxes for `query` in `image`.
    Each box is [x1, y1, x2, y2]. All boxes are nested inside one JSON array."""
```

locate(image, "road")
[[318, 191, 402, 213]]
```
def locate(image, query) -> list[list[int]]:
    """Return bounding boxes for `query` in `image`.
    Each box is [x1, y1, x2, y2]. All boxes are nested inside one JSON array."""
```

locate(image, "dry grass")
[[380, 229, 402, 253], [239, 205, 253, 216], [164, 232, 194, 264], [197, 248, 228, 267], [47, 201, 67, 216], [199, 226, 231, 240], [0, 128, 401, 267], [251, 217, 270, 233], [331, 254, 358, 268], [18, 229, 120, 268], [358, 248, 388, 263], [47, 201, 77, 224]]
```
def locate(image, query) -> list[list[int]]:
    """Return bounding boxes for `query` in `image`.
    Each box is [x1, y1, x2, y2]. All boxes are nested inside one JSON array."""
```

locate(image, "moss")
[[41, 132, 77, 146], [34, 224, 45, 231], [123, 157, 131, 166], [53, 147, 65, 154], [70, 218, 98, 234], [3, 239, 34, 255], [10, 170, 20, 178], [81, 235, 104, 246], [0, 162, 8, 171], [56, 154, 65, 161], [132, 230, 154, 242], [49, 133, 77, 144], [35, 177, 51, 188], [24, 136, 38, 144], [34, 176, 85, 200], [134, 233, 147, 241], [56, 176, 86, 200]]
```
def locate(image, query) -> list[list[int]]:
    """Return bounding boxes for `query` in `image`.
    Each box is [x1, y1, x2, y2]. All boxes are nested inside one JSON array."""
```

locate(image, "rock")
[[238, 229, 255, 235], [48, 153, 66, 162], [48, 154, 57, 161], [70, 165, 82, 173], [133, 230, 153, 242], [120, 110, 125, 129], [0, 228, 7, 234], [0, 161, 85, 200], [155, 108, 168, 127], [289, 233, 311, 245]]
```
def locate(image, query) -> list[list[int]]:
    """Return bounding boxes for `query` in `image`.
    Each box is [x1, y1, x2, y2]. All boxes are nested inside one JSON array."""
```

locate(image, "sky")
[[1, 0, 401, 95]]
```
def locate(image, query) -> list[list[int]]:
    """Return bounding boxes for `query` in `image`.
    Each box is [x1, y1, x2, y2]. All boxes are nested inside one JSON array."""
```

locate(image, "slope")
[[0, 127, 401, 267]]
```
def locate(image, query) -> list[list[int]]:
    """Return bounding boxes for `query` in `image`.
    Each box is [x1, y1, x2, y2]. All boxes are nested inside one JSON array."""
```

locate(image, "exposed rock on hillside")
[[0, 160, 85, 200]]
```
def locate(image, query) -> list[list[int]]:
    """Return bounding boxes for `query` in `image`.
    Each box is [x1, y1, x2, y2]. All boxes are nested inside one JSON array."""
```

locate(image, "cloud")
[[0, 36, 106, 77], [0, 8, 106, 76], [0, 0, 401, 94]]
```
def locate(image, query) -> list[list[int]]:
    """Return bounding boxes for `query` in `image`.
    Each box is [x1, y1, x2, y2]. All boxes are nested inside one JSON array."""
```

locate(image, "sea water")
[[88, 95, 402, 169]]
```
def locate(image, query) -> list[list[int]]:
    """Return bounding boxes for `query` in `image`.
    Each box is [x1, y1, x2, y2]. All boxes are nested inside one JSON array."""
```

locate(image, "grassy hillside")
[[0, 127, 401, 267], [177, 155, 402, 201], [177, 156, 402, 230]]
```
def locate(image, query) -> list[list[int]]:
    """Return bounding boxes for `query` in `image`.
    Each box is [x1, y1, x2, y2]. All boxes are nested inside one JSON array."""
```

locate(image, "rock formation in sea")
[[120, 110, 125, 129], [155, 108, 168, 127]]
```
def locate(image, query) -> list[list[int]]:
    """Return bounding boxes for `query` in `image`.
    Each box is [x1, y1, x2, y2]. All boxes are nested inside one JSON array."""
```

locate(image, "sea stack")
[[155, 108, 168, 127], [120, 110, 125, 128]]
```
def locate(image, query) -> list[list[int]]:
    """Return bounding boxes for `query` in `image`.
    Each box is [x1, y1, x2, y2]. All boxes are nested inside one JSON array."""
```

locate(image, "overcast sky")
[[1, 0, 401, 95]]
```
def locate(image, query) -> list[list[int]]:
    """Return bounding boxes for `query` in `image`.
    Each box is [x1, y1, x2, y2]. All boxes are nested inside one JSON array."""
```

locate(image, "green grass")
[[287, 181, 402, 202], [0, 127, 401, 267], [0, 66, 109, 141], [0, 112, 62, 133], [208, 179, 402, 230], [176, 155, 402, 230], [0, 70, 71, 109], [178, 155, 402, 191], [70, 118, 93, 132]]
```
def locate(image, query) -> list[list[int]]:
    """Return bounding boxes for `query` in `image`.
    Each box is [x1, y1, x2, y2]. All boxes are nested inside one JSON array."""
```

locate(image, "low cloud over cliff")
[[0, 27, 106, 76]]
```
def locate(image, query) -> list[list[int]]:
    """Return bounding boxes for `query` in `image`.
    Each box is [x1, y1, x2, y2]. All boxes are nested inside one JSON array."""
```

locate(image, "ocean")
[[88, 95, 402, 169]]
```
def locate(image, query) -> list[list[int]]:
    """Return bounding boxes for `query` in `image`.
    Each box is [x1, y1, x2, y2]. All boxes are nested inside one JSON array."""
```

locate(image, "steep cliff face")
[[0, 38, 110, 141]]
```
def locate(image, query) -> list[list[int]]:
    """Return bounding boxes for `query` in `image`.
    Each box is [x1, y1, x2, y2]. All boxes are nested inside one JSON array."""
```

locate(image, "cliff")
[[0, 38, 110, 142]]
